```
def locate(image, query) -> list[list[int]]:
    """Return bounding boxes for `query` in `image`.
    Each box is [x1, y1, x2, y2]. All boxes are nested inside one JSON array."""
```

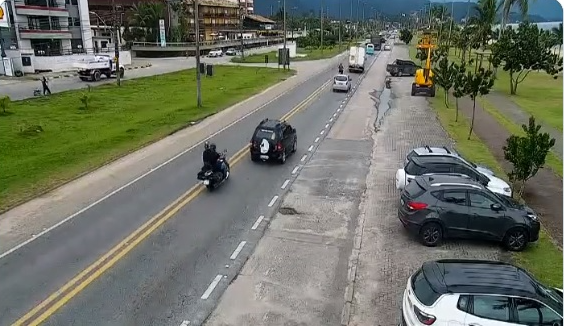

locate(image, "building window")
[[101, 41, 108, 48], [27, 16, 50, 30], [70, 0, 77, 5], [68, 17, 80, 27], [30, 39, 62, 56], [71, 39, 83, 53]]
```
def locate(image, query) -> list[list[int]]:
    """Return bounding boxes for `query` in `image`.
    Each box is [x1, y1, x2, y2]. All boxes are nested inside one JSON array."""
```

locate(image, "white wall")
[[32, 50, 132, 72], [278, 42, 297, 58]]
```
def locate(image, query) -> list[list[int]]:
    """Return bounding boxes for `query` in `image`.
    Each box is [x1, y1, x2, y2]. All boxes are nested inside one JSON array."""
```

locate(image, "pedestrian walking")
[[41, 76, 51, 95]]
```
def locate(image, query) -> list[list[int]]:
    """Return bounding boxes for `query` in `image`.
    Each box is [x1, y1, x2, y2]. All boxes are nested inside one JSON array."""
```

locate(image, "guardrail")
[[132, 37, 284, 48]]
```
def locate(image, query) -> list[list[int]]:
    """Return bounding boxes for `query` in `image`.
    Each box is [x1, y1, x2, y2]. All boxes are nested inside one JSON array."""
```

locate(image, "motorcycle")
[[385, 76, 392, 89], [338, 67, 344, 74], [197, 150, 230, 191]]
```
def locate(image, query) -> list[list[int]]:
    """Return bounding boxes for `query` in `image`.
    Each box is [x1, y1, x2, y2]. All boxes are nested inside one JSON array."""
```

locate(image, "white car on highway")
[[332, 74, 352, 92], [384, 44, 391, 51], [207, 49, 223, 57]]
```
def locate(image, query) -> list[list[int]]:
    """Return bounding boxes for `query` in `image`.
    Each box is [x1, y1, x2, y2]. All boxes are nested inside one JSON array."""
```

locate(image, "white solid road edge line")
[[325, 123, 330, 128], [292, 166, 300, 174], [201, 274, 223, 299], [281, 179, 290, 189], [230, 241, 247, 260], [251, 215, 265, 230], [267, 196, 279, 207], [179, 321, 190, 326], [300, 154, 308, 162], [308, 145, 314, 152], [314, 137, 320, 143]]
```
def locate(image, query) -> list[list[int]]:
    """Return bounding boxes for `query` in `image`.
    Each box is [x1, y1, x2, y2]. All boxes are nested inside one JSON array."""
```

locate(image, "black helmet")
[[209, 143, 217, 151]]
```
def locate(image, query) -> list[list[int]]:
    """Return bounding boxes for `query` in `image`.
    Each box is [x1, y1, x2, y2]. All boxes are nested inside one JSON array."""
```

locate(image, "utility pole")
[[320, 0, 323, 54], [194, 0, 202, 107], [239, 0, 244, 59], [338, 0, 342, 49], [112, 0, 121, 86], [282, 0, 287, 69]]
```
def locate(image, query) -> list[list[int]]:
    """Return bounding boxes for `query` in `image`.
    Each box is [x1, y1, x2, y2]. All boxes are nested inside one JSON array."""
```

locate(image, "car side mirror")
[[491, 203, 503, 211]]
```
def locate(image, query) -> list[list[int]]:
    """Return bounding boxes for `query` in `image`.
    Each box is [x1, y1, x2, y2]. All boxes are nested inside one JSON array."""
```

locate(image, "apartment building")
[[0, 0, 93, 55]]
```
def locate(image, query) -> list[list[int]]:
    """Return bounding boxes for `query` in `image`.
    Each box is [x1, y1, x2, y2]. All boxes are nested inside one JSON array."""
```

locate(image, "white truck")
[[348, 46, 366, 73], [74, 55, 125, 82]]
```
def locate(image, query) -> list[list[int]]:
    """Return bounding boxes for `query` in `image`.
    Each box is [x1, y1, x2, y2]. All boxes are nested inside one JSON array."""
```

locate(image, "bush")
[[79, 93, 91, 110], [0, 96, 11, 116]]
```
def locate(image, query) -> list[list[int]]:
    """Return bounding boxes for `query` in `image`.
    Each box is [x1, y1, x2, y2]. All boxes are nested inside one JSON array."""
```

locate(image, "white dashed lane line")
[[201, 275, 223, 299], [308, 145, 314, 152], [292, 166, 300, 174], [281, 179, 290, 189], [251, 215, 265, 230], [314, 137, 320, 143], [300, 154, 308, 162], [320, 130, 325, 135], [267, 196, 278, 207], [229, 241, 247, 260], [325, 123, 330, 128], [179, 321, 190, 326]]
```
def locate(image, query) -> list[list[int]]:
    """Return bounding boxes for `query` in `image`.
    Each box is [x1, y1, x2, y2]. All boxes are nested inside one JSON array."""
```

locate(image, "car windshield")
[[254, 128, 276, 141], [335, 76, 348, 82]]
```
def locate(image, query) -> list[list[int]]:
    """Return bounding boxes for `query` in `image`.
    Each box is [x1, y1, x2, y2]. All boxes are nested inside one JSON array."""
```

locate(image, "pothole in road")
[[279, 207, 299, 215]]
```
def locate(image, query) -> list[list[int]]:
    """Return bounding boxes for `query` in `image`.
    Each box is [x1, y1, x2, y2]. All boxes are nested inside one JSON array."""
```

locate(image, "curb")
[[28, 63, 154, 81]]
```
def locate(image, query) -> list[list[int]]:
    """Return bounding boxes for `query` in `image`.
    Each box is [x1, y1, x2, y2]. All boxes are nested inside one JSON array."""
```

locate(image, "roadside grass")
[[0, 65, 294, 211], [431, 90, 563, 288], [231, 46, 344, 64], [479, 98, 562, 177]]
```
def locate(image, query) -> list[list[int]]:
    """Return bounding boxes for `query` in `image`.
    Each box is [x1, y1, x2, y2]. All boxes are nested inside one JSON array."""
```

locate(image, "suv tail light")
[[275, 142, 283, 151], [413, 305, 436, 325], [407, 202, 428, 211]]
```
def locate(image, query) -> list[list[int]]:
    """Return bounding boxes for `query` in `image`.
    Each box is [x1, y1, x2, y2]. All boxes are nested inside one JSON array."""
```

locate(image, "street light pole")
[[239, 0, 244, 59], [194, 0, 202, 107], [112, 0, 121, 86], [338, 0, 342, 50], [320, 0, 323, 54], [282, 0, 287, 69]]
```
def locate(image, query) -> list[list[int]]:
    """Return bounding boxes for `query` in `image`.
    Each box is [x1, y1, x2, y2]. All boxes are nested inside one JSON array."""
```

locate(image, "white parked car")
[[332, 74, 352, 92], [225, 48, 237, 56], [396, 155, 512, 197], [384, 44, 391, 51], [400, 259, 563, 326], [207, 49, 223, 57]]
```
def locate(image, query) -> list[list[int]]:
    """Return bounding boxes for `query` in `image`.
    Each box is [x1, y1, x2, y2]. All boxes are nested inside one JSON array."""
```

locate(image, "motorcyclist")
[[202, 142, 227, 178], [338, 63, 344, 74]]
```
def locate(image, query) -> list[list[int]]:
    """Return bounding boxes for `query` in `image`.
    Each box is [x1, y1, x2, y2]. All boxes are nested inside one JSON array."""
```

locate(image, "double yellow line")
[[13, 78, 333, 326]]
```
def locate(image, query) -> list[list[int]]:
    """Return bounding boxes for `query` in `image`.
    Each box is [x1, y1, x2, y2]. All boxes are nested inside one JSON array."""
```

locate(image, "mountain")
[[254, 0, 561, 22]]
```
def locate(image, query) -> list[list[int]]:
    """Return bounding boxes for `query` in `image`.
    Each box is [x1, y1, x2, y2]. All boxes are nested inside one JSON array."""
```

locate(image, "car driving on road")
[[401, 259, 563, 326], [225, 48, 237, 56], [396, 155, 512, 197], [398, 174, 540, 251], [250, 118, 297, 164], [332, 74, 352, 92], [384, 44, 391, 51], [207, 49, 223, 57]]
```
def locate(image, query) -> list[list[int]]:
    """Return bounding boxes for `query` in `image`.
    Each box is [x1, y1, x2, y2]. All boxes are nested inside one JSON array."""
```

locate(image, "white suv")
[[400, 259, 563, 326], [207, 49, 223, 57]]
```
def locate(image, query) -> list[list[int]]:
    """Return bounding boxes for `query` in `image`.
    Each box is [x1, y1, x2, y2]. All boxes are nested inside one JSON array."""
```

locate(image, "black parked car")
[[397, 174, 540, 251], [250, 118, 297, 164]]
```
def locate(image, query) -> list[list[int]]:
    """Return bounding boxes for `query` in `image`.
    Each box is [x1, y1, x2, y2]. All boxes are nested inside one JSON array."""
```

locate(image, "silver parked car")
[[332, 74, 352, 92]]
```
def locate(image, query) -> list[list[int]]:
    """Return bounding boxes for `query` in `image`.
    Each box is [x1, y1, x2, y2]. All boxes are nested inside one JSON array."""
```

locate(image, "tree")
[[399, 28, 413, 45], [491, 22, 563, 95], [432, 57, 457, 108], [452, 61, 470, 122], [464, 67, 495, 139], [0, 96, 10, 115], [469, 0, 498, 50], [551, 23, 563, 60], [503, 116, 556, 197], [129, 2, 165, 42], [499, 0, 530, 31]]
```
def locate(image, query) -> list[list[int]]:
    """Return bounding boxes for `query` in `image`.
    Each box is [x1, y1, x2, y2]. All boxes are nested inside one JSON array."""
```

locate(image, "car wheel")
[[503, 228, 529, 251], [206, 184, 215, 191], [419, 222, 443, 247], [398, 71, 403, 77], [292, 139, 297, 153], [280, 151, 286, 164]]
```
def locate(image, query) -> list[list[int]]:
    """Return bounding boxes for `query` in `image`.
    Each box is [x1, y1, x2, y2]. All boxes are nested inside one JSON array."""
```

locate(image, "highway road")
[[0, 52, 381, 325], [0, 46, 279, 101]]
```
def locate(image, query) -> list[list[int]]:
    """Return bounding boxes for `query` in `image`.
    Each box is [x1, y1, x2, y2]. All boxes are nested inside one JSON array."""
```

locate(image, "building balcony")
[[14, 0, 69, 17], [18, 24, 72, 39]]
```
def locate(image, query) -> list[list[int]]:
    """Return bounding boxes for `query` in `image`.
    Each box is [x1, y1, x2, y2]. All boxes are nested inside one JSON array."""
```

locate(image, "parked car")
[[386, 59, 420, 77], [225, 48, 237, 56], [384, 44, 391, 51], [396, 155, 512, 197], [404, 145, 495, 176], [398, 174, 540, 250], [207, 49, 223, 57], [400, 259, 562, 326], [332, 74, 352, 92], [249, 118, 297, 164]]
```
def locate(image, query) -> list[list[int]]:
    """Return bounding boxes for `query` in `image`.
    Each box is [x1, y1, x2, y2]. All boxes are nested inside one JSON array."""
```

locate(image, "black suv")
[[250, 118, 297, 164], [397, 174, 540, 251]]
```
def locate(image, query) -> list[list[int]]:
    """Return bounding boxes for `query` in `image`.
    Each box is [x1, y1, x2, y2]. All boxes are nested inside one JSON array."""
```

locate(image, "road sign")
[[159, 19, 166, 47]]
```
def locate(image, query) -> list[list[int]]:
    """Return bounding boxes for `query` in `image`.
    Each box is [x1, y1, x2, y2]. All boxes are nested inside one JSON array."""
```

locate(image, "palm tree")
[[130, 2, 165, 42], [552, 23, 563, 59], [470, 0, 497, 50], [499, 0, 534, 31]]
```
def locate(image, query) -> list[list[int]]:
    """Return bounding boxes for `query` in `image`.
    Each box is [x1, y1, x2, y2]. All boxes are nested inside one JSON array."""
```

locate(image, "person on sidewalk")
[[41, 76, 51, 95]]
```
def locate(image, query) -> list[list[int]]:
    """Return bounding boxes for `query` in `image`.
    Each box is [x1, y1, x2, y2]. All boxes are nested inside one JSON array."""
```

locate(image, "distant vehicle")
[[398, 174, 539, 250], [225, 48, 237, 56], [207, 49, 223, 57], [395, 155, 512, 197], [250, 118, 297, 164], [400, 259, 562, 325], [74, 55, 125, 82], [383, 44, 391, 51], [366, 43, 375, 55], [386, 59, 419, 77], [332, 74, 352, 93], [348, 46, 366, 73]]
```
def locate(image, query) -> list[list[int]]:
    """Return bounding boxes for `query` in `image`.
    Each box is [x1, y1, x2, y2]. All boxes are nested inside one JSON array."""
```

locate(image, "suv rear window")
[[335, 76, 348, 82], [412, 270, 441, 306], [405, 160, 426, 175], [404, 180, 426, 198], [254, 128, 277, 141]]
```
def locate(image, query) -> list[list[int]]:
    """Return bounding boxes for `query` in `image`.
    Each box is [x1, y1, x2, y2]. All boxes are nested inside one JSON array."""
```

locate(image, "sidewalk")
[[485, 92, 563, 158], [203, 43, 382, 326], [0, 53, 346, 255]]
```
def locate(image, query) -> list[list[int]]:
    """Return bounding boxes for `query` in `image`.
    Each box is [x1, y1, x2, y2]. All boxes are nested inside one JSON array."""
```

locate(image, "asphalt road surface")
[[0, 53, 379, 326], [0, 46, 279, 101]]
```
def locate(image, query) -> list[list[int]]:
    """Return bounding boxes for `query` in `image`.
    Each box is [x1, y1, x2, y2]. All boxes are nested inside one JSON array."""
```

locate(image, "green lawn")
[[431, 90, 563, 288], [0, 66, 294, 211], [231, 46, 345, 64]]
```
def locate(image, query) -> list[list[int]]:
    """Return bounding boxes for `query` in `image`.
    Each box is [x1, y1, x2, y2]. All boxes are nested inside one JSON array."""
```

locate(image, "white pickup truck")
[[73, 55, 125, 82]]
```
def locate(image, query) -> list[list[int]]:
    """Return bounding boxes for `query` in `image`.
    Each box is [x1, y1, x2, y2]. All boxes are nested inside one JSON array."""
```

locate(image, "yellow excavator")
[[411, 32, 436, 97]]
